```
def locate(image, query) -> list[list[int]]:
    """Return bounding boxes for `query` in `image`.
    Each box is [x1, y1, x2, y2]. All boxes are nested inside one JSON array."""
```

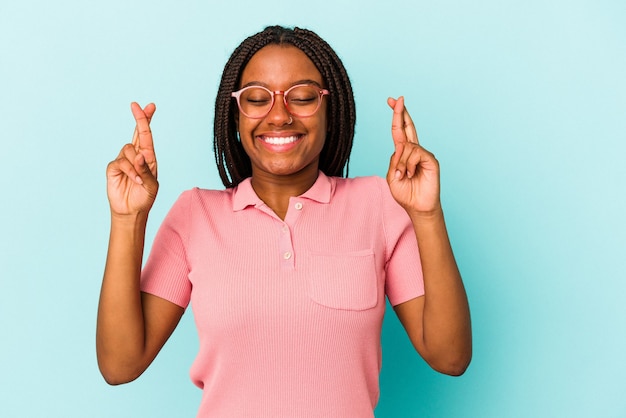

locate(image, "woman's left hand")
[[386, 96, 441, 215]]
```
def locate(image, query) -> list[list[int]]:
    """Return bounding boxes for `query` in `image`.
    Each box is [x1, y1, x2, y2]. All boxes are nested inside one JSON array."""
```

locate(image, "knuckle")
[[122, 143, 138, 157], [138, 126, 152, 135], [115, 153, 128, 163], [122, 143, 135, 153], [116, 158, 133, 172]]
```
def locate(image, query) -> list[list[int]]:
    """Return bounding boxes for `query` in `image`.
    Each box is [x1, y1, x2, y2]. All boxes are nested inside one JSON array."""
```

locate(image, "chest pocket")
[[303, 249, 378, 311]]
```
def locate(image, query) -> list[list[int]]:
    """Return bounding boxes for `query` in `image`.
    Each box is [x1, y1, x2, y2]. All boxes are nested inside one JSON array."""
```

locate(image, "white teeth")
[[261, 135, 299, 145]]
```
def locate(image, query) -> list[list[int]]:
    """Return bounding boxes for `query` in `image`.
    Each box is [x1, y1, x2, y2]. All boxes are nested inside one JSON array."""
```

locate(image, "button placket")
[[279, 199, 304, 269], [279, 221, 295, 269]]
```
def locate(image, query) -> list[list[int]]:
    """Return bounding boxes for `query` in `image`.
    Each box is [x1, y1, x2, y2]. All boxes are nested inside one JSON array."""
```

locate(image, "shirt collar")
[[232, 171, 333, 211]]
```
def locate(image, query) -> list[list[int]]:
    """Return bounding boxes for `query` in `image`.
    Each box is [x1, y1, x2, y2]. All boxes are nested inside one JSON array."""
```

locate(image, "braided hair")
[[213, 25, 356, 188]]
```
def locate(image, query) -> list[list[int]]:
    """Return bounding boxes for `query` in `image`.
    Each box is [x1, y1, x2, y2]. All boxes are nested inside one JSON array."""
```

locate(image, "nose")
[[266, 91, 292, 126]]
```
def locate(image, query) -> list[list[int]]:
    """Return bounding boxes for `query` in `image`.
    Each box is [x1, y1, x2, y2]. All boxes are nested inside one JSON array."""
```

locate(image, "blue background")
[[1, 0, 625, 416]]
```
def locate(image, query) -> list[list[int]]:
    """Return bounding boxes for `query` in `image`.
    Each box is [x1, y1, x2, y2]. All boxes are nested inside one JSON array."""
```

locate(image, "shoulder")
[[333, 175, 386, 192], [332, 175, 409, 220], [165, 187, 234, 220], [331, 175, 390, 202], [177, 186, 234, 205]]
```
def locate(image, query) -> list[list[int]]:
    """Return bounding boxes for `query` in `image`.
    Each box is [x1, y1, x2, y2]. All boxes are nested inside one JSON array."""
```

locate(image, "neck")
[[251, 167, 319, 220]]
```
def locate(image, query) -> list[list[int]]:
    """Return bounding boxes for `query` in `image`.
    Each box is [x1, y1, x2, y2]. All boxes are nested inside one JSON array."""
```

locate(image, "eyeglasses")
[[231, 84, 330, 119]]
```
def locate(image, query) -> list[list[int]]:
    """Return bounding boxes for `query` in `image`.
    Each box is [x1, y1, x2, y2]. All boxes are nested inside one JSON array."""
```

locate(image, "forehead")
[[240, 44, 323, 88]]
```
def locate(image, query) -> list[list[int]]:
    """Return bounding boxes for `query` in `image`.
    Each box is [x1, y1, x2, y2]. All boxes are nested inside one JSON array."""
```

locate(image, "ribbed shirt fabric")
[[141, 172, 424, 417]]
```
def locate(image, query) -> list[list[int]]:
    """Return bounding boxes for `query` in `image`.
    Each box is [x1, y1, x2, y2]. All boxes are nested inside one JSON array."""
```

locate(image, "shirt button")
[[283, 251, 292, 260], [282, 225, 289, 233], [294, 202, 303, 210]]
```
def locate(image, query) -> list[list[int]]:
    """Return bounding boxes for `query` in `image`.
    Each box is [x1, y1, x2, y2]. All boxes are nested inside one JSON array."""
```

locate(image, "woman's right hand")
[[106, 102, 159, 216]]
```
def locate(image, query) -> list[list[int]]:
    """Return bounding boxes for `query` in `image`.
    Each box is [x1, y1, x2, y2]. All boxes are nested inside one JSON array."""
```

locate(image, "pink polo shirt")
[[141, 172, 424, 417]]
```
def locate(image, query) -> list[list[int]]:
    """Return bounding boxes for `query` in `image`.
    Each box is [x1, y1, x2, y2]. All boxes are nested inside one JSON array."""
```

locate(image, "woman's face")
[[236, 44, 328, 180]]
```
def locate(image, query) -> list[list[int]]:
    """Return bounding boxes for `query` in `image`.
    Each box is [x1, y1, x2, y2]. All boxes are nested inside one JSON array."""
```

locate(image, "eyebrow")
[[240, 79, 325, 89]]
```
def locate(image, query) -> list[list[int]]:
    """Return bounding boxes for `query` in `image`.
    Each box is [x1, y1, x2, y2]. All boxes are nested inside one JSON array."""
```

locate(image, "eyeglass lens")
[[238, 85, 322, 118]]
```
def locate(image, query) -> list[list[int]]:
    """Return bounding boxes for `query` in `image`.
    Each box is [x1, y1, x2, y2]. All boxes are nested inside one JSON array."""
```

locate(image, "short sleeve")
[[378, 179, 425, 306], [140, 191, 193, 308]]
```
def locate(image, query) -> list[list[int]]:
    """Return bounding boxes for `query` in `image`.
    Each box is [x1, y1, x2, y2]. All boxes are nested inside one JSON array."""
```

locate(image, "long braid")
[[299, 31, 355, 177], [214, 26, 356, 188]]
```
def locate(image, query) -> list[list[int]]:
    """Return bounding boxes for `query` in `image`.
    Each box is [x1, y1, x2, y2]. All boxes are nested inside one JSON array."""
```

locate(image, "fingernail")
[[395, 170, 402, 179], [135, 175, 144, 185]]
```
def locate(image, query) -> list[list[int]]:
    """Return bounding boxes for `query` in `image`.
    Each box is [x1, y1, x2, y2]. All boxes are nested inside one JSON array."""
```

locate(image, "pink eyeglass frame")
[[231, 83, 330, 119]]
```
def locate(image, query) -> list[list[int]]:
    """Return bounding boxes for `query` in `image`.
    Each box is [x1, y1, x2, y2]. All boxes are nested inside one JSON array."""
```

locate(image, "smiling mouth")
[[259, 135, 302, 145]]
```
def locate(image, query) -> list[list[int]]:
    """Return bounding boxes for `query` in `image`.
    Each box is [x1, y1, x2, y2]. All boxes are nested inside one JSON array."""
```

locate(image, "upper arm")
[[393, 295, 427, 355], [140, 292, 185, 368], [393, 293, 472, 376]]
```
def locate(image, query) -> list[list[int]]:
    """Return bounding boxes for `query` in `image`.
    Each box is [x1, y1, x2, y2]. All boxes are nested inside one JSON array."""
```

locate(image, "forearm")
[[409, 208, 472, 373], [96, 213, 150, 383]]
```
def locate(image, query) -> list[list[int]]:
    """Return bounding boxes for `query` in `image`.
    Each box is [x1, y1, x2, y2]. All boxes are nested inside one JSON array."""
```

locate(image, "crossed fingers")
[[131, 102, 156, 153], [389, 96, 419, 145], [129, 102, 157, 177]]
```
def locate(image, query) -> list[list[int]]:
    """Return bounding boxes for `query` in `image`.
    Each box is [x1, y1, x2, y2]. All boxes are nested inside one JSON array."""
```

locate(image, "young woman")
[[97, 25, 471, 417]]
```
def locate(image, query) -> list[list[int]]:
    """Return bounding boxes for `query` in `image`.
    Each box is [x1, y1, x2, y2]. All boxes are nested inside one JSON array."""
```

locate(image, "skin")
[[236, 45, 328, 219], [96, 45, 471, 385], [386, 96, 472, 375], [97, 102, 185, 384]]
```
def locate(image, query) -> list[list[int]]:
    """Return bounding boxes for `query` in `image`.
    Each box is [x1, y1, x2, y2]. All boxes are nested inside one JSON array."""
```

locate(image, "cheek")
[[238, 118, 258, 137], [236, 120, 259, 155]]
